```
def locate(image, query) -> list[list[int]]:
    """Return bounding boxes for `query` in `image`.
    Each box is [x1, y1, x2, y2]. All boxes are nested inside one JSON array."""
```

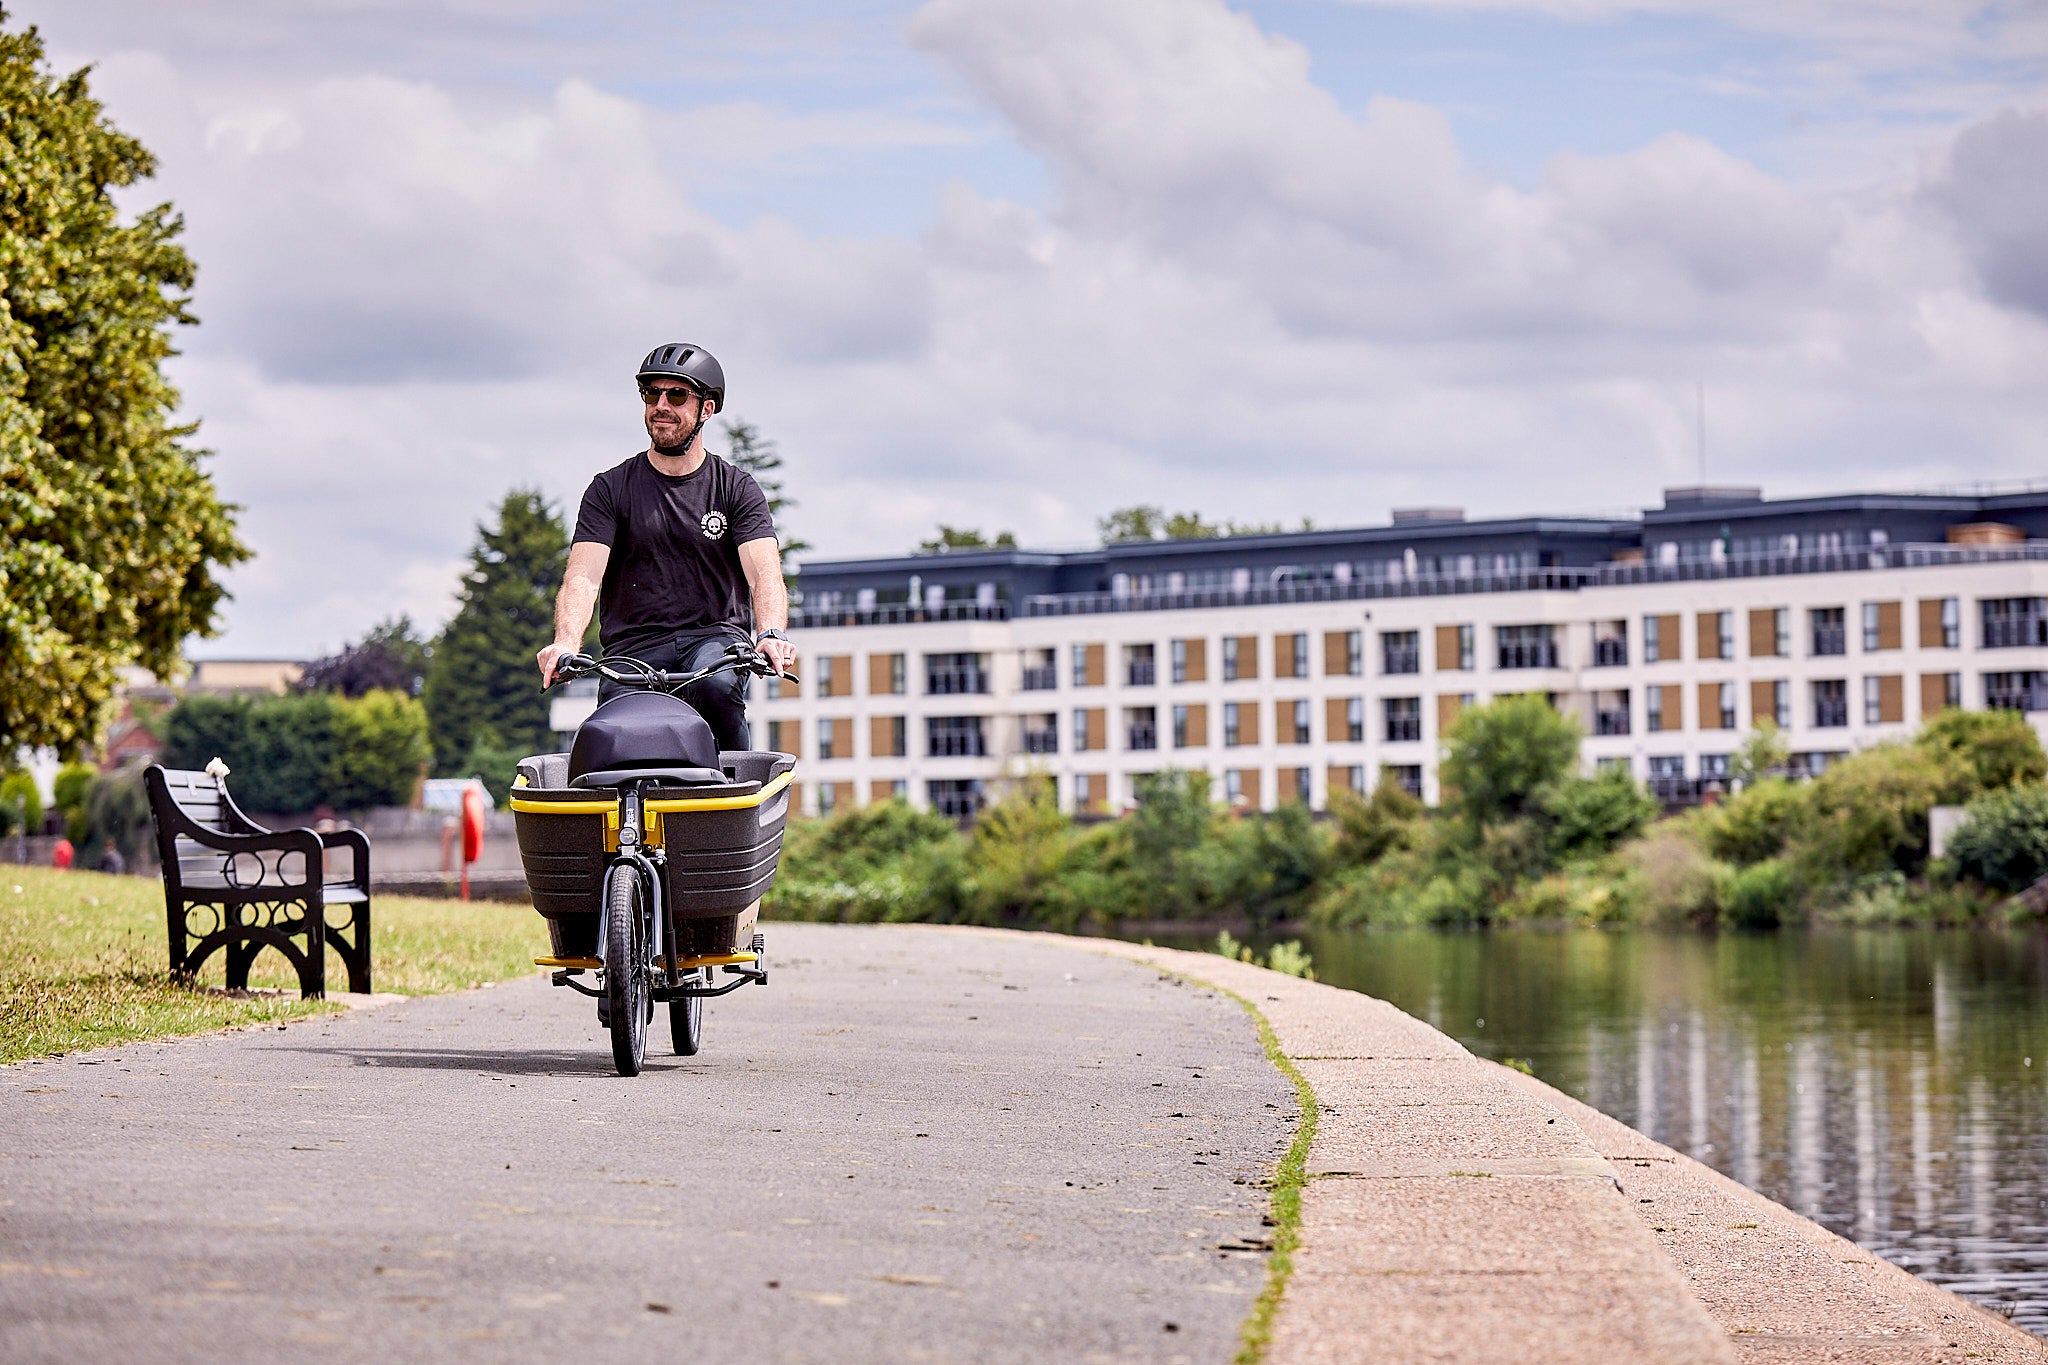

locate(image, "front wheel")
[[669, 978, 704, 1056], [603, 863, 648, 1076]]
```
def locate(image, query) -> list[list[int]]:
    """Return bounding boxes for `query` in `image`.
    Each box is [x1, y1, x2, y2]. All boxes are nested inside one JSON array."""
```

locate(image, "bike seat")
[[571, 765, 730, 789]]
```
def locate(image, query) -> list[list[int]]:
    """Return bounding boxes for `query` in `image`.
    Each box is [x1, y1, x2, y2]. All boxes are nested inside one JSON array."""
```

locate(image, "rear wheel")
[[603, 863, 648, 1076], [669, 976, 704, 1056]]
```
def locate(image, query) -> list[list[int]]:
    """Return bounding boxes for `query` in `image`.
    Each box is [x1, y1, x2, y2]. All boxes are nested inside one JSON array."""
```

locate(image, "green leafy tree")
[[1128, 769, 1216, 913], [723, 421, 808, 563], [82, 762, 150, 863], [1439, 694, 1579, 826], [0, 770, 40, 835], [1542, 767, 1658, 862], [1098, 505, 1168, 543], [1162, 511, 1223, 540], [325, 690, 429, 809], [52, 760, 95, 842], [1327, 778, 1423, 867], [0, 19, 247, 754], [916, 526, 1017, 554], [422, 489, 566, 773]]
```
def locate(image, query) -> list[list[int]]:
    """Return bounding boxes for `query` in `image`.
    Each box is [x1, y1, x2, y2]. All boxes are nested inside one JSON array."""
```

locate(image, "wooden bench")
[[144, 763, 373, 999]]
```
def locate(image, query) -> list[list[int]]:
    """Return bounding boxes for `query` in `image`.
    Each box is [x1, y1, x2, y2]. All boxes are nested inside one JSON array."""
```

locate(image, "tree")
[[1098, 505, 1167, 543], [916, 526, 1017, 554], [299, 616, 432, 698], [1916, 707, 2047, 793], [723, 421, 809, 562], [0, 18, 247, 755], [1729, 721, 1790, 788], [422, 489, 566, 772], [1097, 505, 1309, 544], [1946, 783, 2048, 893], [1439, 694, 1579, 826]]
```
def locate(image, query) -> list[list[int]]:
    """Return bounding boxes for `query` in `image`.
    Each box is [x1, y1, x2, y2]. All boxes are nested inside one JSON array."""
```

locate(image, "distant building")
[[552, 485, 2048, 819]]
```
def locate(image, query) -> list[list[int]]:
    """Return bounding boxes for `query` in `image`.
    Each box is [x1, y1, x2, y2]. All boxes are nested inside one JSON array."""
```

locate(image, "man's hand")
[[755, 633, 797, 677], [537, 639, 580, 687]]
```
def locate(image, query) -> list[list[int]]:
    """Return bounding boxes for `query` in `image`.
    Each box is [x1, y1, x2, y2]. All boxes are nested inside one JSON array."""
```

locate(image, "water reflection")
[[1242, 927, 2048, 1338]]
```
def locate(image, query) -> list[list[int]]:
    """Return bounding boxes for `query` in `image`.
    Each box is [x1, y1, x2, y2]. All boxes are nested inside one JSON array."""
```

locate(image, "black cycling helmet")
[[636, 342, 725, 411]]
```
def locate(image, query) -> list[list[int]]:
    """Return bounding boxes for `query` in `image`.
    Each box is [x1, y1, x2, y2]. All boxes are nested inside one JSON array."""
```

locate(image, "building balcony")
[[1126, 726, 1158, 751], [1020, 665, 1058, 691], [1497, 643, 1559, 670], [1381, 649, 1420, 675], [1593, 709, 1631, 737], [1592, 638, 1628, 667], [1126, 662, 1157, 686], [926, 670, 990, 696], [1022, 729, 1059, 755]]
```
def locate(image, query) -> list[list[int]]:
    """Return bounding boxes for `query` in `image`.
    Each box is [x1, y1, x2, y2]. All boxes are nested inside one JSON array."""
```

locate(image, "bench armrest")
[[318, 827, 371, 890], [169, 822, 326, 891]]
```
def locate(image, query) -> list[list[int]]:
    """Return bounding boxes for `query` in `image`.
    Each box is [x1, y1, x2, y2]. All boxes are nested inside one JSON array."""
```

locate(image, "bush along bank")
[[765, 699, 2048, 933]]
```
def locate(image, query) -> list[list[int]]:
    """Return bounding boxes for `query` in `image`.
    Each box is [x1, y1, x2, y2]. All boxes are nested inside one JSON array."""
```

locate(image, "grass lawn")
[[0, 864, 548, 1063]]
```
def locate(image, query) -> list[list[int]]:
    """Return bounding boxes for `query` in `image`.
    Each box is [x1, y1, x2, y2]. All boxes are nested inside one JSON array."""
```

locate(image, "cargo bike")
[[513, 647, 796, 1076]]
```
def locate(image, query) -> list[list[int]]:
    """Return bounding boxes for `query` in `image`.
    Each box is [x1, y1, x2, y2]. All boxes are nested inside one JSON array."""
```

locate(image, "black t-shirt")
[[572, 450, 777, 659]]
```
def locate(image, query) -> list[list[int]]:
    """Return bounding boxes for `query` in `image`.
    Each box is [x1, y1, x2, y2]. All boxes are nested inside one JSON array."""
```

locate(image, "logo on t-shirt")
[[700, 510, 729, 540]]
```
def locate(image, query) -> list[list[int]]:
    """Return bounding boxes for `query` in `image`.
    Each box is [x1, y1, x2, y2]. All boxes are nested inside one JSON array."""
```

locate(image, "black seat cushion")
[[571, 765, 729, 789]]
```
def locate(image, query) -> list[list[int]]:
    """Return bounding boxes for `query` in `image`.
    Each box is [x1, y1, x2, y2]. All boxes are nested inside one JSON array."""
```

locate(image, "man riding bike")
[[537, 343, 797, 743]]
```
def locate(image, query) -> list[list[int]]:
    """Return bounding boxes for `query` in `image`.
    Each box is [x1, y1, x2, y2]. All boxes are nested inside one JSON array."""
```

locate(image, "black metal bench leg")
[[341, 901, 373, 994], [225, 939, 258, 991]]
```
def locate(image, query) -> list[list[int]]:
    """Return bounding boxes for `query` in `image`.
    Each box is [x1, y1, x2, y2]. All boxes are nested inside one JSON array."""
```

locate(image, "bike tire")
[[669, 977, 705, 1056], [604, 862, 648, 1076]]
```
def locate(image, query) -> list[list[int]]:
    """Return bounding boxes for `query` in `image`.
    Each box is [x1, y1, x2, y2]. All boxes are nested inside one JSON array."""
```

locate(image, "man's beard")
[[649, 415, 702, 453]]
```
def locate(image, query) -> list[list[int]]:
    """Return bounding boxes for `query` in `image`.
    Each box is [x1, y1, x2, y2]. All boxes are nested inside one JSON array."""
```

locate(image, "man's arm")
[[738, 536, 795, 675], [537, 540, 611, 685]]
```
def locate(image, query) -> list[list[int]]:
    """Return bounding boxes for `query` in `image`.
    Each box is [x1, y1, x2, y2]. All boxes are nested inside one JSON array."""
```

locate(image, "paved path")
[[0, 924, 1291, 1364]]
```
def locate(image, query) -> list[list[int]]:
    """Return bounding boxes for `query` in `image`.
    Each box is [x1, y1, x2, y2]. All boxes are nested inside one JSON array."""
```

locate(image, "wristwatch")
[[755, 629, 789, 646]]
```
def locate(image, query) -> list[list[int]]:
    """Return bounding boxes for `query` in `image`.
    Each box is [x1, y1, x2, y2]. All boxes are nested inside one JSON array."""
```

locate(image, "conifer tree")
[[0, 13, 247, 753], [422, 489, 566, 773], [723, 421, 808, 562]]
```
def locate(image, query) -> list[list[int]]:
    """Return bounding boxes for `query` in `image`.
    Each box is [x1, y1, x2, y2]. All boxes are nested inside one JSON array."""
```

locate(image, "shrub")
[[1328, 779, 1423, 867], [326, 690, 430, 809], [1702, 777, 1806, 866], [0, 771, 41, 836], [1945, 783, 2048, 893], [53, 762, 97, 843], [1723, 858, 1797, 929], [1917, 708, 2048, 793], [1542, 767, 1658, 863], [82, 764, 152, 863], [1790, 742, 1965, 880], [1621, 823, 1727, 927]]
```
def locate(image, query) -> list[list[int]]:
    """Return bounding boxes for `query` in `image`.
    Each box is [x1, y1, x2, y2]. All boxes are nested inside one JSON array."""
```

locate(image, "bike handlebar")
[[549, 644, 797, 691]]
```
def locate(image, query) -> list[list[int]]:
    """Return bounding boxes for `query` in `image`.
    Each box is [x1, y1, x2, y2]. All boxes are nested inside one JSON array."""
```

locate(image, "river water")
[[1158, 926, 2048, 1338]]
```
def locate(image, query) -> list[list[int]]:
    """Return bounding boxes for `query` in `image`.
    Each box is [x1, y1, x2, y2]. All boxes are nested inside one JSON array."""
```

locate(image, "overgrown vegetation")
[[767, 702, 2048, 933], [159, 688, 428, 813]]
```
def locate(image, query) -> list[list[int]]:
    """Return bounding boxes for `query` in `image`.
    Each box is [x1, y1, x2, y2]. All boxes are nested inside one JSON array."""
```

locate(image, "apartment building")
[[556, 486, 2048, 818]]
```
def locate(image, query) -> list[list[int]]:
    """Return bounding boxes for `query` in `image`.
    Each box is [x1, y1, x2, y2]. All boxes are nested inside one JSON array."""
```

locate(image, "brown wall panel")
[[1435, 624, 1466, 671], [1181, 704, 1208, 748], [1082, 643, 1105, 687], [1749, 679, 1777, 725], [1919, 673, 1954, 718], [867, 652, 901, 695], [1874, 601, 1902, 651], [1652, 613, 1682, 661], [1178, 637, 1207, 682], [1436, 694, 1464, 731], [1876, 674, 1904, 723], [1918, 599, 1949, 648]]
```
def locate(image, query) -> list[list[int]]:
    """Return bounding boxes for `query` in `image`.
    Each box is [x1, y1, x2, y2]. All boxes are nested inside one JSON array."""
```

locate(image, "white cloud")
[[18, 0, 2048, 658]]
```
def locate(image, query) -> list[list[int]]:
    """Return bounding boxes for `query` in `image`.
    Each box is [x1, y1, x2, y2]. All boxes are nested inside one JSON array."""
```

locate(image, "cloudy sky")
[[15, 0, 2047, 658]]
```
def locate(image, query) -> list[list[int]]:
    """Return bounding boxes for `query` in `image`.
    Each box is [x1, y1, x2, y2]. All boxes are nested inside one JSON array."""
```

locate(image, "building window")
[[1126, 643, 1156, 687], [1861, 603, 1883, 652], [1020, 648, 1057, 691], [1222, 637, 1245, 681], [1643, 615, 1666, 663], [1345, 697, 1365, 743], [1073, 708, 1093, 752], [1340, 630, 1363, 676], [1985, 672, 2048, 712], [1223, 702, 1244, 747], [1593, 621, 1627, 667], [927, 779, 984, 821], [926, 716, 987, 757], [1810, 607, 1846, 657], [1023, 714, 1058, 755], [1172, 704, 1194, 749], [1863, 677, 1884, 725], [1644, 686, 1663, 733], [817, 718, 837, 761], [1647, 755, 1686, 778], [1813, 679, 1848, 728], [815, 656, 836, 696], [1277, 633, 1308, 678], [1071, 643, 1090, 687], [1381, 630, 1420, 675], [1771, 680, 1791, 728], [1223, 769, 1244, 805], [1455, 624, 1474, 670], [817, 782, 838, 816], [1331, 765, 1365, 796], [1714, 682, 1735, 729], [1287, 767, 1311, 804], [1982, 598, 2048, 649], [1286, 699, 1310, 744], [1383, 697, 1421, 743], [926, 652, 988, 695], [1594, 690, 1630, 736], [1700, 753, 1731, 781], [1595, 756, 1631, 775], [1126, 706, 1158, 751], [1387, 765, 1423, 799], [1496, 624, 1557, 670], [1171, 639, 1190, 684], [1941, 597, 1961, 648], [1771, 609, 1788, 658]]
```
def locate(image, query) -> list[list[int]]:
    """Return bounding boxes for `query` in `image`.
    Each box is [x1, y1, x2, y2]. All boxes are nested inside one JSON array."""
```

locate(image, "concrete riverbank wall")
[[1036, 932, 2046, 1365]]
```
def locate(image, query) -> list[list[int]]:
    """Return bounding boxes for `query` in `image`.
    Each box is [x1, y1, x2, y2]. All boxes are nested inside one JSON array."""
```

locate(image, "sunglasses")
[[639, 384, 700, 407]]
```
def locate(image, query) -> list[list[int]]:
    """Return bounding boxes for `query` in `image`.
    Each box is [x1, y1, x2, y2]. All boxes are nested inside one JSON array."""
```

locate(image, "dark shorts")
[[597, 625, 753, 753]]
